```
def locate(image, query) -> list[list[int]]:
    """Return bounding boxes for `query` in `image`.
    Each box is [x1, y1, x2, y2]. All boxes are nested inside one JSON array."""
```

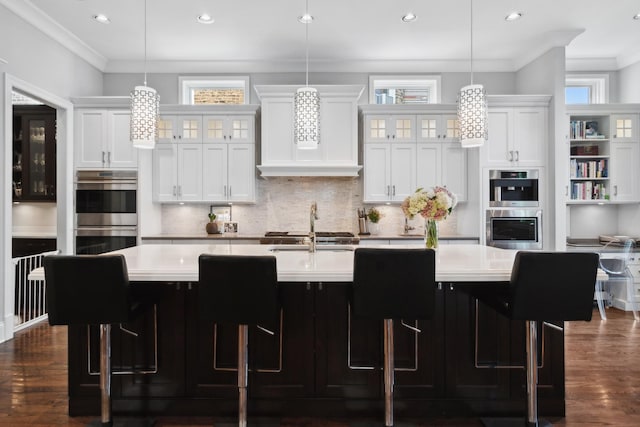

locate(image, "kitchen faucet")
[[309, 201, 319, 252]]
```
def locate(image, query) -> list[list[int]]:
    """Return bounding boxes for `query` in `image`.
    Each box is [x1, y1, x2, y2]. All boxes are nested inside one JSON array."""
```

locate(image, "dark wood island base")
[[67, 281, 565, 420]]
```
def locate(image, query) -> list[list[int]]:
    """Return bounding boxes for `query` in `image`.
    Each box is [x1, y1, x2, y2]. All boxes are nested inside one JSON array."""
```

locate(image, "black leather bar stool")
[[351, 247, 436, 427], [471, 251, 599, 427], [198, 254, 280, 427], [44, 254, 152, 427]]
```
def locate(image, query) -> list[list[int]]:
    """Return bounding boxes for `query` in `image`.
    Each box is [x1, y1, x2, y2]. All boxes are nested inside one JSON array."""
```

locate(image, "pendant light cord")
[[470, 0, 473, 85], [143, 0, 148, 86], [305, 0, 309, 87]]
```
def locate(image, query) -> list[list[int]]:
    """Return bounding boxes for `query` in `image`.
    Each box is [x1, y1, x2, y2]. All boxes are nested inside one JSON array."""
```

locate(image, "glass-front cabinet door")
[[13, 105, 56, 202]]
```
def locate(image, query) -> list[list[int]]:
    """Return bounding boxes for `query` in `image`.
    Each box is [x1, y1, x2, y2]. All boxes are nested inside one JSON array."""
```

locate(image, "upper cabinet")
[[361, 105, 468, 204], [567, 108, 640, 203], [157, 115, 203, 143], [75, 109, 138, 169], [12, 105, 57, 202], [482, 105, 548, 167], [152, 105, 258, 204], [254, 85, 364, 177]]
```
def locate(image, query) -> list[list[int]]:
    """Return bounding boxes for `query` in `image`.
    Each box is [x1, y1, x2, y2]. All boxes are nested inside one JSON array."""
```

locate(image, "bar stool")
[[44, 254, 153, 427], [198, 254, 280, 427], [351, 247, 436, 427], [470, 251, 599, 427]]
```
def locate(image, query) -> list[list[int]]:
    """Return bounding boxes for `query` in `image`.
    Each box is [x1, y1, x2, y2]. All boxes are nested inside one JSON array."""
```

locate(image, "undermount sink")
[[269, 245, 355, 252]]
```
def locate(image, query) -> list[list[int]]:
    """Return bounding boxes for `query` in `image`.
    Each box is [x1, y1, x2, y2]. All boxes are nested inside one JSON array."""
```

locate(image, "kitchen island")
[[33, 244, 586, 420]]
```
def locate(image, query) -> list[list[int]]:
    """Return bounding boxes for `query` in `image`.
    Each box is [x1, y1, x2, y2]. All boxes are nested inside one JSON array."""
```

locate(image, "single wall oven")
[[75, 170, 138, 254], [486, 209, 542, 250]]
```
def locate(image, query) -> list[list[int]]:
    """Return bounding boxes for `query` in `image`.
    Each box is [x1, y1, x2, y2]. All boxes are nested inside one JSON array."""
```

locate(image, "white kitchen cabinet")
[[363, 143, 416, 203], [75, 109, 138, 169], [364, 115, 417, 143], [417, 141, 468, 202], [482, 107, 547, 167], [157, 115, 203, 143], [254, 85, 363, 176], [416, 114, 459, 143], [610, 141, 639, 202], [153, 143, 202, 202], [202, 143, 255, 202], [611, 114, 639, 142], [202, 115, 254, 143]]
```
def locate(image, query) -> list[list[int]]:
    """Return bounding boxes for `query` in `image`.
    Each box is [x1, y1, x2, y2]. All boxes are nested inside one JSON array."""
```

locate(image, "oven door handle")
[[75, 227, 138, 237]]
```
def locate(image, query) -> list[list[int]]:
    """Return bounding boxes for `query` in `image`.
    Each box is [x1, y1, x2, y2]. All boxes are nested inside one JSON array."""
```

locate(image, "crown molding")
[[0, 0, 107, 71]]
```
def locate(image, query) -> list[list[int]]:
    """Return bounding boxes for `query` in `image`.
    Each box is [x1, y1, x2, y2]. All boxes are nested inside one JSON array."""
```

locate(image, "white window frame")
[[179, 76, 250, 105], [565, 74, 609, 104], [368, 75, 441, 104]]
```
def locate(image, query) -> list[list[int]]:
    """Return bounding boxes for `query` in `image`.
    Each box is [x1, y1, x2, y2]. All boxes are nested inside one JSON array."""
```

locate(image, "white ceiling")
[[4, 0, 640, 73]]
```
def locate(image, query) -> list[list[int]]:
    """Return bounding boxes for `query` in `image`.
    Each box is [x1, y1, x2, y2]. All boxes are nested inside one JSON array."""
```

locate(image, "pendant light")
[[130, 0, 160, 149], [457, 0, 487, 148], [294, 0, 320, 150]]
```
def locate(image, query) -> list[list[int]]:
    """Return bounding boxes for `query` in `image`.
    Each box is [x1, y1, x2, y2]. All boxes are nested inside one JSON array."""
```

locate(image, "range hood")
[[254, 85, 364, 177]]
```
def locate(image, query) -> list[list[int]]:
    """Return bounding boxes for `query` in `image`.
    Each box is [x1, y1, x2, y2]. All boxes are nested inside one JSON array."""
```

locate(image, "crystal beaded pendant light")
[[294, 0, 320, 150], [130, 0, 160, 149], [457, 0, 487, 148]]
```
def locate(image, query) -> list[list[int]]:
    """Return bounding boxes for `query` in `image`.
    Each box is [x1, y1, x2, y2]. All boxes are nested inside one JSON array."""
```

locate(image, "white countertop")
[[29, 244, 606, 283]]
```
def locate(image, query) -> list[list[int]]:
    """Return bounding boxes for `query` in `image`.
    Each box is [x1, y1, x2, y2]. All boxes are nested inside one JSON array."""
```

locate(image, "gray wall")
[[515, 47, 566, 250], [103, 71, 518, 104], [1, 4, 104, 343], [619, 61, 640, 103]]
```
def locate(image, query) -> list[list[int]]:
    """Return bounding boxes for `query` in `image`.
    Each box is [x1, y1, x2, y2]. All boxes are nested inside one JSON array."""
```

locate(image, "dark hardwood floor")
[[1, 308, 639, 426]]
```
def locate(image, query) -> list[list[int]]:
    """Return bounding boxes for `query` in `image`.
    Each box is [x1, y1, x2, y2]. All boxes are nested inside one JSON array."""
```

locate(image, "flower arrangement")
[[367, 207, 383, 224], [401, 186, 457, 248], [401, 186, 457, 222]]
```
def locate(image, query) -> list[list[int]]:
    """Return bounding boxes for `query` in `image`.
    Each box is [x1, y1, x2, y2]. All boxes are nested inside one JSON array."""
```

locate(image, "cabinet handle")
[[229, 186, 232, 197], [392, 134, 396, 139], [173, 135, 176, 140], [107, 151, 111, 165], [229, 134, 232, 140], [449, 284, 455, 291], [306, 283, 311, 291], [387, 185, 390, 196], [515, 150, 519, 162], [178, 186, 182, 197], [565, 186, 568, 196], [173, 185, 177, 196], [508, 150, 514, 161], [614, 185, 618, 196], [102, 151, 106, 164], [224, 185, 227, 196], [318, 283, 323, 291], [438, 283, 442, 291], [392, 185, 396, 196]]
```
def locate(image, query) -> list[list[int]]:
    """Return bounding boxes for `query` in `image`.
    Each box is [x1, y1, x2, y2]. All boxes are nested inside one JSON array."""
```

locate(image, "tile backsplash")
[[161, 177, 464, 237]]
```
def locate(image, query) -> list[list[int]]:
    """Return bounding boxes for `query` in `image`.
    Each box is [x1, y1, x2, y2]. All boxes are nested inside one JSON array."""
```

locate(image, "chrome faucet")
[[309, 201, 319, 252]]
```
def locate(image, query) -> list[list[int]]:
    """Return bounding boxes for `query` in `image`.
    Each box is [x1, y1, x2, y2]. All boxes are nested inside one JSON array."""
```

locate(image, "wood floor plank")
[[1, 308, 639, 426]]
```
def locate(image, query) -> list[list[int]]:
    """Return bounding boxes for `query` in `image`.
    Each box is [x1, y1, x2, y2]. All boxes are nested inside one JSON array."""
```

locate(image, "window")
[[565, 74, 608, 104], [179, 76, 250, 105], [369, 75, 441, 104]]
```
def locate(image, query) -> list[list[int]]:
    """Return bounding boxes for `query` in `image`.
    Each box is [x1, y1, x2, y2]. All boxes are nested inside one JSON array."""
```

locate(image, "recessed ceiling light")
[[402, 12, 417, 23], [505, 11, 523, 21], [634, 13, 640, 20], [298, 13, 314, 24], [197, 13, 214, 24], [92, 14, 110, 24]]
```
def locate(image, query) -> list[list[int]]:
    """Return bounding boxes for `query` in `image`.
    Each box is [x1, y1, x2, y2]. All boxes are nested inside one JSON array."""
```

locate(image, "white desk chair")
[[596, 239, 638, 321]]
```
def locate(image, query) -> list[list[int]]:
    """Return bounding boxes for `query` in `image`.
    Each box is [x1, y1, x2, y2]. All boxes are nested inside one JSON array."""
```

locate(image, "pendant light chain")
[[305, 0, 309, 87], [470, 0, 473, 85], [144, 0, 148, 86]]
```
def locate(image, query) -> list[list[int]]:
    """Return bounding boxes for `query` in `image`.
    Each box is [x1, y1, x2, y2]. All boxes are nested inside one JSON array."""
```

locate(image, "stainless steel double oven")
[[486, 169, 542, 250], [75, 170, 138, 254]]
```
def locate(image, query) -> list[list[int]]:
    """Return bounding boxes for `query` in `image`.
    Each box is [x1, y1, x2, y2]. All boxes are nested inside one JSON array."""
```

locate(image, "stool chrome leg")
[[238, 324, 248, 427], [100, 323, 112, 426], [526, 320, 538, 427], [383, 319, 394, 427]]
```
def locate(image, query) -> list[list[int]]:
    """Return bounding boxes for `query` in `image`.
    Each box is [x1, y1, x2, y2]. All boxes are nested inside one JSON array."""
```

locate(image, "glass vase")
[[425, 219, 439, 249]]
